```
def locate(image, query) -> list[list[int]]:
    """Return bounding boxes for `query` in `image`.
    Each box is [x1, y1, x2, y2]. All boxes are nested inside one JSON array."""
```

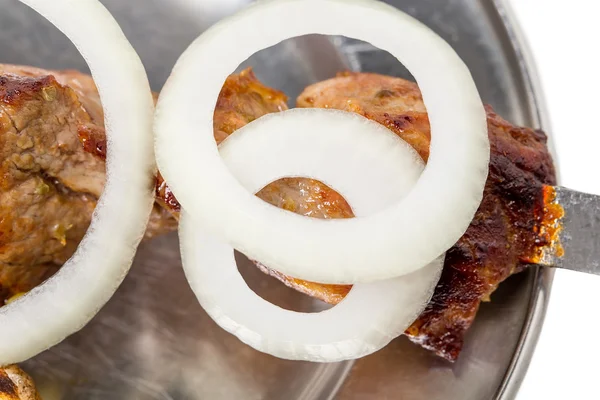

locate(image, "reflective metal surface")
[[0, 0, 553, 398], [540, 187, 600, 275]]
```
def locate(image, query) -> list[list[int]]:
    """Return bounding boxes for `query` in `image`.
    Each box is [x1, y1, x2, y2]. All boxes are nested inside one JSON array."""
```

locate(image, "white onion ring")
[[180, 109, 441, 361], [220, 109, 424, 215], [0, 0, 155, 365], [155, 0, 489, 284]]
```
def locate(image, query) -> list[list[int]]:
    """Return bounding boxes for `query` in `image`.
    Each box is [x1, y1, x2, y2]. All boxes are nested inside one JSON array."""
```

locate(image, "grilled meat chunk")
[[0, 365, 39, 400], [0, 65, 175, 304], [294, 72, 556, 360], [155, 68, 289, 214], [1, 64, 555, 361], [158, 71, 556, 360], [0, 65, 287, 304]]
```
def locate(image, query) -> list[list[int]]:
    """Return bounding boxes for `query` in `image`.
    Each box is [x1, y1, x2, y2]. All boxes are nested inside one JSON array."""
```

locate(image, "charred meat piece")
[[158, 72, 556, 360], [0, 365, 40, 400], [0, 64, 175, 304], [294, 72, 557, 360], [2, 64, 556, 361], [0, 66, 287, 304]]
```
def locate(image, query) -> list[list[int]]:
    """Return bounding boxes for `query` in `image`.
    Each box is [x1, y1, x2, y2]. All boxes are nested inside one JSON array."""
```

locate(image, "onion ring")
[[155, 0, 489, 284], [220, 109, 424, 215], [0, 0, 155, 365], [180, 109, 441, 361]]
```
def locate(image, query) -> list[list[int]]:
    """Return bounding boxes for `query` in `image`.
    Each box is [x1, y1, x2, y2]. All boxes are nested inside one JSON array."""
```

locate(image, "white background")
[[508, 1, 600, 399]]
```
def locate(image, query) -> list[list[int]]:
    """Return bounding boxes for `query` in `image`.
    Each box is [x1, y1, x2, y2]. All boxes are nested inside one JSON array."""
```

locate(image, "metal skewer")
[[539, 187, 600, 274]]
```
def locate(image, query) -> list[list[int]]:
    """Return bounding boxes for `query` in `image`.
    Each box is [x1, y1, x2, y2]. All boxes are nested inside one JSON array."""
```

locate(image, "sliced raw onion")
[[155, 0, 489, 284], [180, 108, 441, 361], [219, 109, 424, 214], [0, 0, 155, 365], [180, 220, 443, 362]]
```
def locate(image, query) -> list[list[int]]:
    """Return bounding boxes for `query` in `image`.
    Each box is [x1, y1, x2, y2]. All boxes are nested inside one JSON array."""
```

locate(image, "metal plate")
[[0, 0, 553, 399]]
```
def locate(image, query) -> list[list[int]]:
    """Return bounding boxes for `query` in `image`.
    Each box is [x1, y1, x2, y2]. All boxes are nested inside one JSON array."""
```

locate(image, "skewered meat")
[[1, 66, 556, 361], [0, 64, 175, 304], [157, 71, 556, 360], [0, 365, 39, 400]]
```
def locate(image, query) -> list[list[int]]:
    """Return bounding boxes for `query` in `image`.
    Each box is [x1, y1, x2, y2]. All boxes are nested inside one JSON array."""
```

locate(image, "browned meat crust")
[[0, 365, 40, 400], [1, 64, 556, 361], [155, 68, 289, 214], [0, 65, 175, 304], [294, 72, 556, 360], [156, 71, 556, 359], [0, 65, 289, 304], [254, 178, 354, 303], [154, 69, 354, 304]]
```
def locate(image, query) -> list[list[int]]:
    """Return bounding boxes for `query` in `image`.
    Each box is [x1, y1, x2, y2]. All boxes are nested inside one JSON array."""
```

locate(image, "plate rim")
[[490, 1, 556, 399]]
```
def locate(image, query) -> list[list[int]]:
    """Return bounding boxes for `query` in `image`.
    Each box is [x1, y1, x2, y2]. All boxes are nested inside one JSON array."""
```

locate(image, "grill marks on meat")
[[0, 65, 175, 303]]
